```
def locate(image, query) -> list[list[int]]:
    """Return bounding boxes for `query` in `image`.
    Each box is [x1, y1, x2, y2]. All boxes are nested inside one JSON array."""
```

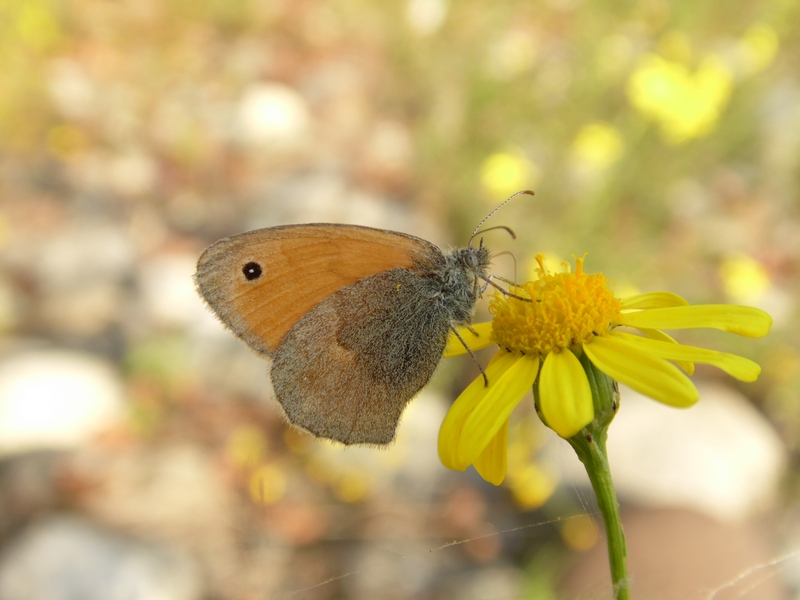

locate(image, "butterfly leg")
[[449, 324, 489, 387], [480, 275, 532, 303]]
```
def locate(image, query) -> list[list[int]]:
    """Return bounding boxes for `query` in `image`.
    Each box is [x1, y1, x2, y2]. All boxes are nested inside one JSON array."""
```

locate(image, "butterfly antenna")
[[491, 251, 519, 285], [469, 225, 516, 246], [470, 189, 535, 239]]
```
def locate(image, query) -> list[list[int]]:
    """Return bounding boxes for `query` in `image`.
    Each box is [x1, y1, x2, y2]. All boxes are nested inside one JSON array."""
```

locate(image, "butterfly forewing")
[[195, 224, 443, 355]]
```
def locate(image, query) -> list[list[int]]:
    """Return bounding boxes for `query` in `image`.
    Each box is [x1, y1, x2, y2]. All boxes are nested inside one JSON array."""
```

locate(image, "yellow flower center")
[[490, 254, 621, 355]]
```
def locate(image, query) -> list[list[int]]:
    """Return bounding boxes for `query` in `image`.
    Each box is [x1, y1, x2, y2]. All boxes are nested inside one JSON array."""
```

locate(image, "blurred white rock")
[[236, 82, 310, 148], [361, 119, 413, 174], [47, 59, 97, 119], [551, 382, 787, 521], [406, 0, 448, 35], [18, 220, 135, 336], [107, 148, 158, 197], [442, 565, 523, 600], [0, 350, 125, 456], [0, 515, 203, 600], [28, 220, 135, 293], [250, 170, 440, 242], [138, 252, 209, 330]]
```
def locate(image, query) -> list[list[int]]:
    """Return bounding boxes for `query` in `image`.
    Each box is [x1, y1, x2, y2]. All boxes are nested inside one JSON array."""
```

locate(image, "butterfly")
[[195, 191, 532, 445]]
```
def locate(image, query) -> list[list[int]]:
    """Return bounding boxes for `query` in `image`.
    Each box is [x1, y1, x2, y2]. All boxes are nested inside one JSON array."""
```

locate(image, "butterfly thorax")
[[431, 245, 491, 324]]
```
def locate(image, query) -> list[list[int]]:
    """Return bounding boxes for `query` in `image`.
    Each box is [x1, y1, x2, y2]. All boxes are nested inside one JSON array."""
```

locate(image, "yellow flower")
[[439, 255, 772, 485], [571, 122, 625, 170], [627, 52, 733, 144], [480, 151, 540, 199]]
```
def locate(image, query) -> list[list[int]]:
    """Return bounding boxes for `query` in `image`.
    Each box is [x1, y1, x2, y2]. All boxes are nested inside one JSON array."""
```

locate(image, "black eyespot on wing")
[[243, 262, 263, 280]]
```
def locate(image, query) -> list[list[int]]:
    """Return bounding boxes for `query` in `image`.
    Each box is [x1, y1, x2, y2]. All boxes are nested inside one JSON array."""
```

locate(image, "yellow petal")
[[636, 327, 695, 374], [538, 350, 594, 437], [444, 322, 495, 357], [610, 331, 762, 382], [457, 354, 540, 468], [618, 305, 772, 338], [487, 351, 507, 368], [438, 351, 517, 470], [473, 420, 508, 485], [584, 335, 699, 407], [620, 292, 689, 309]]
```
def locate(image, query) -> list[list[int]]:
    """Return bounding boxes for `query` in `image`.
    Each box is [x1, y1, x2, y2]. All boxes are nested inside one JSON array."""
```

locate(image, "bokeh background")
[[0, 0, 797, 598]]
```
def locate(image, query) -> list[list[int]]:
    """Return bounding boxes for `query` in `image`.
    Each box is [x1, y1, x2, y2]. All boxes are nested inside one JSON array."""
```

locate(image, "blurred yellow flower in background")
[[226, 425, 268, 470], [249, 464, 288, 505], [12, 1, 62, 50], [720, 253, 772, 303], [505, 420, 558, 509], [571, 122, 625, 170], [740, 24, 779, 74], [480, 151, 539, 199], [627, 52, 733, 144]]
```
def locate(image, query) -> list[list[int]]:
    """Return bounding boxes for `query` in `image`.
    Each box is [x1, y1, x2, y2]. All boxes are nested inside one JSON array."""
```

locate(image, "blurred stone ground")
[[1, 1, 799, 598]]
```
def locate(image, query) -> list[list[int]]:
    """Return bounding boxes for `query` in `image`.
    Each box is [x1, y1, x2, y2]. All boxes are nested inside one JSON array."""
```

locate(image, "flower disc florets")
[[490, 254, 622, 356]]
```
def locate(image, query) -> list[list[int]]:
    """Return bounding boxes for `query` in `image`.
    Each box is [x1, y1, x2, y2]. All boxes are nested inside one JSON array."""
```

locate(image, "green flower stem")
[[568, 423, 630, 599], [569, 353, 629, 599], [535, 352, 629, 598]]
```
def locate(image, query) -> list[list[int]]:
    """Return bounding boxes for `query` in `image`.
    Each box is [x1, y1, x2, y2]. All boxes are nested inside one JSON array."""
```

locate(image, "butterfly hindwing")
[[271, 268, 453, 444]]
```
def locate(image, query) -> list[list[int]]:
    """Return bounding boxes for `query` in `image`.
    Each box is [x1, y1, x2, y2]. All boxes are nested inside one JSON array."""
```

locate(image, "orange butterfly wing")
[[195, 224, 442, 356]]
